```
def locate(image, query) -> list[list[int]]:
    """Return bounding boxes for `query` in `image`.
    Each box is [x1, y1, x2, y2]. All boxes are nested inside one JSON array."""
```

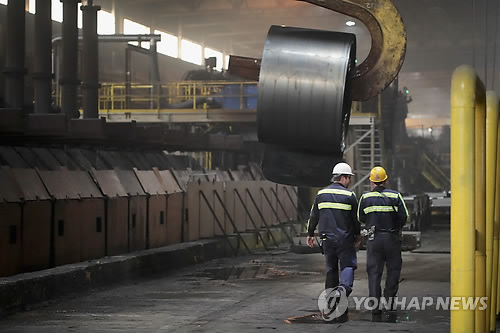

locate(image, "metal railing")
[[54, 81, 259, 115], [421, 152, 450, 191]]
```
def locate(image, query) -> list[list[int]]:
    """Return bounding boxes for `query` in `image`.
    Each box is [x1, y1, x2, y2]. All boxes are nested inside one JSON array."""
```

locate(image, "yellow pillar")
[[492, 107, 500, 329], [450, 65, 478, 333], [486, 92, 499, 331], [495, 115, 500, 318], [475, 90, 487, 333]]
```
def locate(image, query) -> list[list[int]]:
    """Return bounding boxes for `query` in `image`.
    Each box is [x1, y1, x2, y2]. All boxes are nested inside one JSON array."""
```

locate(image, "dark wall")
[[0, 5, 5, 106]]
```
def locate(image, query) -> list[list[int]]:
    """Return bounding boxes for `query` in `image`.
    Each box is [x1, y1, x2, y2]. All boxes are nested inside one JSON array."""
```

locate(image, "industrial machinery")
[[228, 0, 407, 187], [0, 0, 412, 278]]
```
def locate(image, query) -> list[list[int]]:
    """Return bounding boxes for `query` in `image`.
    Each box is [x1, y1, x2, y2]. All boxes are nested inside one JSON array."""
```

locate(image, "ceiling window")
[[205, 47, 223, 71], [154, 30, 178, 58], [98, 10, 115, 35], [181, 39, 202, 65], [0, 0, 7, 5], [51, 0, 63, 22], [49, 1, 83, 25], [77, 4, 83, 28], [29, 0, 35, 13], [124, 18, 150, 49]]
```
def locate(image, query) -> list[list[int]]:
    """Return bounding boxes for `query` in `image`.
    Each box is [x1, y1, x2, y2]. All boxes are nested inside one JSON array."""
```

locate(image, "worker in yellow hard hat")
[[357, 166, 409, 317]]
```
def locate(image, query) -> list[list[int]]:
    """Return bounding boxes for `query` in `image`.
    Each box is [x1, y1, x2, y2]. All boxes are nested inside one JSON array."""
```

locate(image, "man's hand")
[[354, 235, 362, 250], [306, 236, 315, 248]]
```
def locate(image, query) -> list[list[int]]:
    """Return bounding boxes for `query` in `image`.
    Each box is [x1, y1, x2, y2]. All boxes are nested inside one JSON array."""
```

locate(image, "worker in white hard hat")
[[307, 162, 361, 322]]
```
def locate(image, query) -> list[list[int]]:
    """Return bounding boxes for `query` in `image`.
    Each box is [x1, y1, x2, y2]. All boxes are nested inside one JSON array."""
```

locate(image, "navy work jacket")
[[357, 186, 408, 233], [307, 182, 360, 243]]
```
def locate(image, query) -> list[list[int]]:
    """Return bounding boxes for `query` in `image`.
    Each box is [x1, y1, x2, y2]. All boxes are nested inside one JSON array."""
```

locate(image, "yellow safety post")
[[496, 115, 500, 318], [486, 92, 499, 331], [475, 87, 487, 333], [451, 65, 482, 333]]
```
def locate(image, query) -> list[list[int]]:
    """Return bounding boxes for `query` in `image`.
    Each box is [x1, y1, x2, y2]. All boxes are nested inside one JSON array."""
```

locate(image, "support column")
[[201, 41, 206, 65], [60, 0, 81, 118], [33, 0, 52, 114], [177, 19, 183, 59], [149, 34, 160, 110], [81, 0, 100, 119], [3, 0, 26, 109], [112, 0, 123, 34]]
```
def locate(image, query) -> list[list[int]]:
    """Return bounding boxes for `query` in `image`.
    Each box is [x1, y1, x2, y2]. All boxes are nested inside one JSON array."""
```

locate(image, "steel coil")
[[257, 25, 356, 186], [258, 25, 356, 153]]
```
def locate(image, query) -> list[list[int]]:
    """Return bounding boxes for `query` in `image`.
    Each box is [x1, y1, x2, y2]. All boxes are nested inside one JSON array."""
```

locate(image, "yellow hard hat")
[[369, 166, 388, 182]]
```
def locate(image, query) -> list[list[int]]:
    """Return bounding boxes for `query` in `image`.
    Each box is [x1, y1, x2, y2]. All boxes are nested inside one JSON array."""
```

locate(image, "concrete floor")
[[0, 229, 472, 333]]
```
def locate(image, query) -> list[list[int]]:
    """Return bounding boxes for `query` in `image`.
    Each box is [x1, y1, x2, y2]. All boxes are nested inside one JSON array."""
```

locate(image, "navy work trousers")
[[366, 232, 402, 300], [323, 238, 357, 296]]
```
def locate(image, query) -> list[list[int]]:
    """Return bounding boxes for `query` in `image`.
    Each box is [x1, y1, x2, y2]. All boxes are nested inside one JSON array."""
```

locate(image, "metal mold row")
[[0, 166, 297, 277], [186, 180, 298, 243]]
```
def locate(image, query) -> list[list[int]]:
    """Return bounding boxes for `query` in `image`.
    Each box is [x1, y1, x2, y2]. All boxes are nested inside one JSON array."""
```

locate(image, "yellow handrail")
[[76, 81, 260, 114]]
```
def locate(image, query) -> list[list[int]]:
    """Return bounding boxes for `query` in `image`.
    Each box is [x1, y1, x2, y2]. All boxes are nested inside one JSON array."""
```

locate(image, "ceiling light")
[[345, 21, 356, 27]]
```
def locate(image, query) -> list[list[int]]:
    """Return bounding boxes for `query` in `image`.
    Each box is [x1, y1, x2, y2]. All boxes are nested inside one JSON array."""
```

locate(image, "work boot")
[[336, 307, 349, 323], [325, 308, 349, 324], [384, 310, 398, 323], [371, 308, 382, 322]]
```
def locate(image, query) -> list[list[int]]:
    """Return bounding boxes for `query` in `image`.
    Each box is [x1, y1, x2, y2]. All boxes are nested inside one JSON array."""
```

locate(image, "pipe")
[[3, 0, 26, 109], [111, 0, 123, 34], [486, 92, 499, 331], [60, 0, 81, 119], [125, 47, 131, 109], [81, 0, 100, 119], [475, 90, 486, 333], [54, 40, 61, 106], [33, 0, 52, 114], [495, 115, 500, 318], [149, 39, 160, 110], [52, 34, 162, 44], [450, 65, 479, 333]]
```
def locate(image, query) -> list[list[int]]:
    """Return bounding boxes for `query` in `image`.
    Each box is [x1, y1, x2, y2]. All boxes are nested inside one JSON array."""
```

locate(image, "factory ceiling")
[[97, 0, 499, 124]]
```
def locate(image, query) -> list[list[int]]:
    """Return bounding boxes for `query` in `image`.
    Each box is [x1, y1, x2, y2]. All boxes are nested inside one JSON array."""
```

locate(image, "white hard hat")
[[332, 162, 354, 176]]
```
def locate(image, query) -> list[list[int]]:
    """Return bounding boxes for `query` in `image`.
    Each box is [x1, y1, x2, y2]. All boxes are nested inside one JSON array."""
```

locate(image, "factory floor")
[[0, 228, 490, 333]]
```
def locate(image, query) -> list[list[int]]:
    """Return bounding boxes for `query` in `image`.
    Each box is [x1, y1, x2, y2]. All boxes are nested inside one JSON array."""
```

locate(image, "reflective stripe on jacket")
[[307, 183, 360, 242], [357, 186, 408, 233]]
